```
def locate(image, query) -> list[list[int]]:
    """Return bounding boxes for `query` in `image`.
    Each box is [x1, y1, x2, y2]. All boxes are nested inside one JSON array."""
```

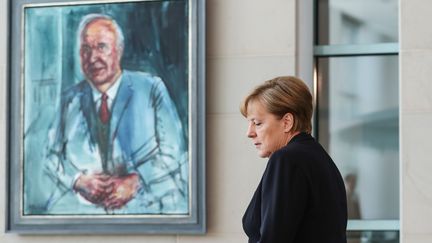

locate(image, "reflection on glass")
[[317, 0, 398, 45], [317, 55, 399, 220], [348, 231, 399, 243]]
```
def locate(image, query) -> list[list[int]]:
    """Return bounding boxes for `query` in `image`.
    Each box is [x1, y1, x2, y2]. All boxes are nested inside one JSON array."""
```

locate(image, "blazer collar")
[[289, 132, 313, 143], [109, 71, 133, 140], [79, 83, 98, 145]]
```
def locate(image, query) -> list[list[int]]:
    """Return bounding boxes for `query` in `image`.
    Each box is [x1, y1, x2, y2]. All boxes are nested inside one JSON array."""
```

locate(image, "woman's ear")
[[282, 113, 294, 132]]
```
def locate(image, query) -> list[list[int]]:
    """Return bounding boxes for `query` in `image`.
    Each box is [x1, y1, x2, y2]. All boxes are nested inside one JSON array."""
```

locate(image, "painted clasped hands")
[[73, 172, 140, 209]]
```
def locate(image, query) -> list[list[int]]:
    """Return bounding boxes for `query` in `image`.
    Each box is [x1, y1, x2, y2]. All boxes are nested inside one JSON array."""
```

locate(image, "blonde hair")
[[240, 76, 313, 133]]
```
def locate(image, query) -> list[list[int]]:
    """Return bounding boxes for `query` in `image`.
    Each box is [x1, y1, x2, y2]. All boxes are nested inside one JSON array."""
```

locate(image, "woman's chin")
[[257, 151, 271, 158]]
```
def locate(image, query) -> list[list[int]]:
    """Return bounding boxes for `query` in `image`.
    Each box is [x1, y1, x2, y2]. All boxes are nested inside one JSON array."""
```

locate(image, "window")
[[313, 0, 399, 242]]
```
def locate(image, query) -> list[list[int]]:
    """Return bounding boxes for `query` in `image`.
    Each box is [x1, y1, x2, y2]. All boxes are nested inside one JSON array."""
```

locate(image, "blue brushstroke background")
[[23, 0, 189, 215]]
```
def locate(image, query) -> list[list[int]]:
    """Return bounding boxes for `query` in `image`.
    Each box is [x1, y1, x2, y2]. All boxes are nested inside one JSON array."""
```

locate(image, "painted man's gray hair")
[[77, 13, 125, 50]]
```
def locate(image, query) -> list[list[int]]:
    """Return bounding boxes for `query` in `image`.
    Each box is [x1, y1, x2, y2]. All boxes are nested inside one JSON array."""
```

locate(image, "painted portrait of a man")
[[23, 2, 189, 216]]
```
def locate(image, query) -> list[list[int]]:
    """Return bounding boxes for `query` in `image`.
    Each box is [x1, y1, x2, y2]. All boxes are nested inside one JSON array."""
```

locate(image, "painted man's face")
[[80, 19, 122, 87]]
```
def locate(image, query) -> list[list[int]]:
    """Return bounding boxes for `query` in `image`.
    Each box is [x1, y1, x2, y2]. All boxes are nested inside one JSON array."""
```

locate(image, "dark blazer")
[[243, 132, 347, 243]]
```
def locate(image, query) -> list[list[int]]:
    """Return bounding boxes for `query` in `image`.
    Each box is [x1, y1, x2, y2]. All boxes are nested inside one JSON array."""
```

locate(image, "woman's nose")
[[246, 124, 256, 138]]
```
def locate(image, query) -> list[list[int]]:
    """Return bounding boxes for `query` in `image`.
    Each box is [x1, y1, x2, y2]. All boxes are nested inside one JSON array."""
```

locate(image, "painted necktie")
[[99, 93, 110, 124]]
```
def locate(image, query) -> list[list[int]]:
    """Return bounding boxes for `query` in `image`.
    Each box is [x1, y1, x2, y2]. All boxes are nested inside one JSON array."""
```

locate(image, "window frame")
[[296, 0, 400, 232]]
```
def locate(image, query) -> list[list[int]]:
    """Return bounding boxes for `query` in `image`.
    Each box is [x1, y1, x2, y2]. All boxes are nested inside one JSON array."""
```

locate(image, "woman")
[[241, 76, 347, 243]]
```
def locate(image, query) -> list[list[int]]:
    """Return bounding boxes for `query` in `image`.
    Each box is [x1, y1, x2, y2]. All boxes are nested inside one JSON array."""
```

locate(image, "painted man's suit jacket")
[[44, 70, 188, 214]]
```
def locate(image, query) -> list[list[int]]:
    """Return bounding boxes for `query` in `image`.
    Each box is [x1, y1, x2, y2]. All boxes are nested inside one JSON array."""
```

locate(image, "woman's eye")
[[255, 122, 262, 126]]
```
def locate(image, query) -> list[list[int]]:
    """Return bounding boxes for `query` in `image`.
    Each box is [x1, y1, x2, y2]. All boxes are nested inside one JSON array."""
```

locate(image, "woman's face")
[[246, 100, 290, 158]]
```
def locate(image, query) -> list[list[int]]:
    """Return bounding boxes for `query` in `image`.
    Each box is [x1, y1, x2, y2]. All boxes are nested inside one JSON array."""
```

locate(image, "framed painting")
[[6, 0, 206, 234]]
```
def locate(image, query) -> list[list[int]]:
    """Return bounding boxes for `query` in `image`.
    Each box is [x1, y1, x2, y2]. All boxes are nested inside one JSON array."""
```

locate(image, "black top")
[[242, 132, 347, 243]]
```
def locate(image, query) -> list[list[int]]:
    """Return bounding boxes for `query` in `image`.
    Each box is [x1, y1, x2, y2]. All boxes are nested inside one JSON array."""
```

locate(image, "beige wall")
[[6, 0, 432, 242], [401, 0, 432, 242], [0, 0, 296, 242]]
